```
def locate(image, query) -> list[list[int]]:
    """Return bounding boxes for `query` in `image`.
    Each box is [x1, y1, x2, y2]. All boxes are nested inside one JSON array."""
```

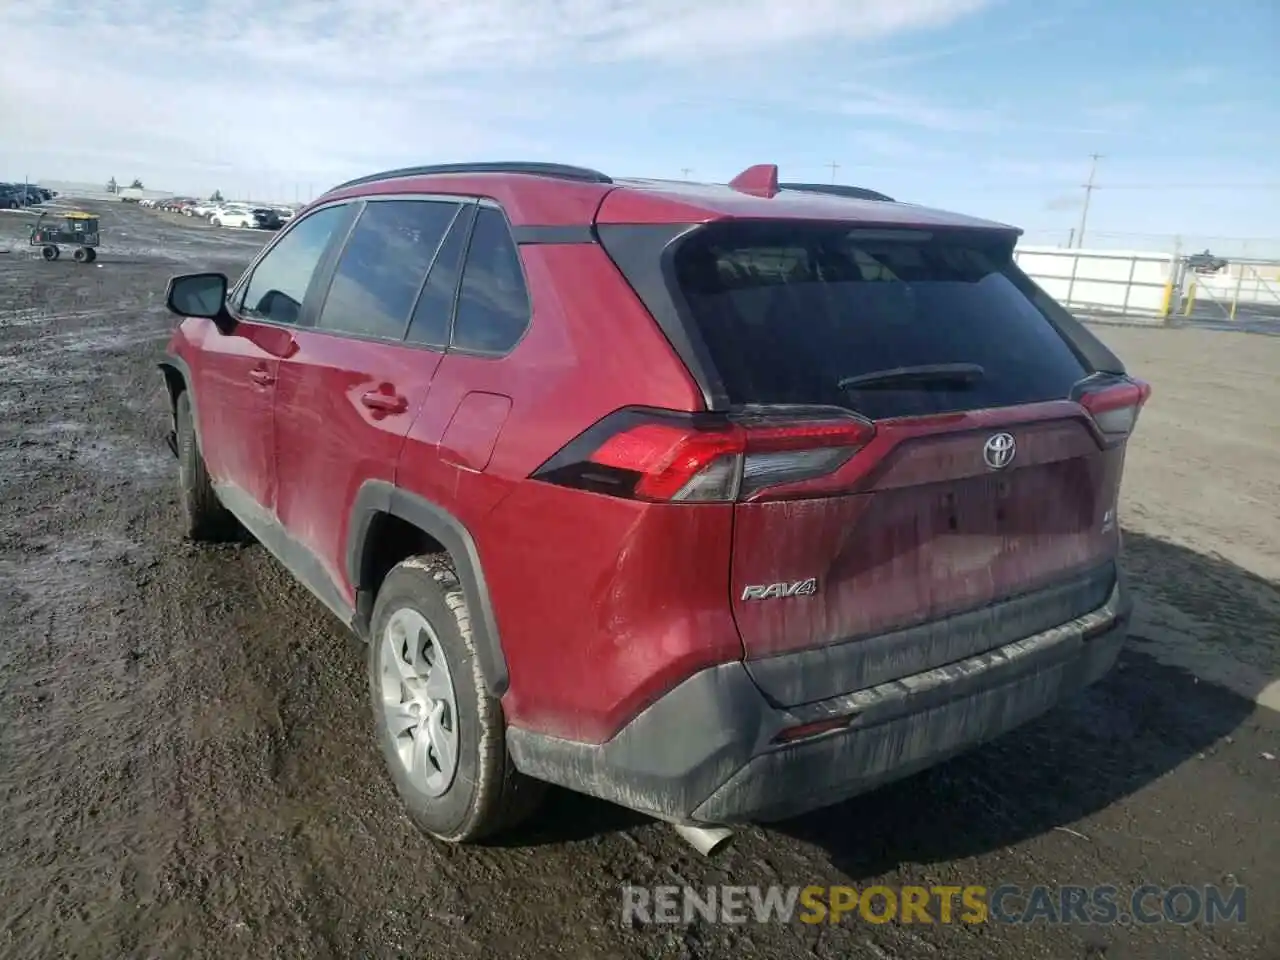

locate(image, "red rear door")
[[663, 221, 1147, 704]]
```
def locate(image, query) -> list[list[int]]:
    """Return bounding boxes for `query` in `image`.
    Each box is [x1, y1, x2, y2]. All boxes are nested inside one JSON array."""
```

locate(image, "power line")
[[1093, 182, 1280, 190]]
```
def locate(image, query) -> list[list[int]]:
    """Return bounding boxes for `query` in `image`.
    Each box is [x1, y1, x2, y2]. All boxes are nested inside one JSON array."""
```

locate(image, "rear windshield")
[[672, 222, 1090, 419]]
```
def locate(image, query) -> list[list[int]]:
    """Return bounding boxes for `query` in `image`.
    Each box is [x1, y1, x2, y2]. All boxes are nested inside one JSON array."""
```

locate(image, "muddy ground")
[[1, 201, 1276, 960]]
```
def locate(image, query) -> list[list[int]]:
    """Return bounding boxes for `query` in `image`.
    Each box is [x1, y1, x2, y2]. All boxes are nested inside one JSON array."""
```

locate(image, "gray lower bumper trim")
[[746, 562, 1116, 706], [506, 577, 1130, 825]]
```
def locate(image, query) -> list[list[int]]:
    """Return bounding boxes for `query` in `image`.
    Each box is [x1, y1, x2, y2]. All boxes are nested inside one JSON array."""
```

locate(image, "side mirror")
[[165, 272, 236, 334]]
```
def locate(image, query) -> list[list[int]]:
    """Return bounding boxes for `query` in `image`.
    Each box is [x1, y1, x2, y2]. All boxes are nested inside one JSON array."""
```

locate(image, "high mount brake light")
[[1078, 378, 1151, 439], [533, 410, 875, 503]]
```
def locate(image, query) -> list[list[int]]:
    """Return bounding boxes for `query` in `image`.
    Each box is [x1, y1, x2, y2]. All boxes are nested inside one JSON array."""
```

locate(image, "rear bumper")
[[506, 571, 1131, 825]]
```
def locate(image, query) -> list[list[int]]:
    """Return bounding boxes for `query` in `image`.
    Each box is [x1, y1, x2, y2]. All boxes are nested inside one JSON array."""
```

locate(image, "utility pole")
[[680, 167, 693, 179], [826, 161, 840, 183], [1076, 153, 1103, 249]]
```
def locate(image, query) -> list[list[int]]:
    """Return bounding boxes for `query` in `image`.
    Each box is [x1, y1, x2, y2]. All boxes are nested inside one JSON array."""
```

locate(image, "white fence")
[[1013, 245, 1280, 322], [1187, 262, 1280, 314], [1013, 245, 1176, 320]]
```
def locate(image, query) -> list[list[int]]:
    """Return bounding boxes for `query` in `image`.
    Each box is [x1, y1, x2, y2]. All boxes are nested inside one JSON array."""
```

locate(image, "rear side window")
[[405, 205, 474, 349], [672, 222, 1090, 419], [451, 207, 531, 355], [317, 199, 461, 340]]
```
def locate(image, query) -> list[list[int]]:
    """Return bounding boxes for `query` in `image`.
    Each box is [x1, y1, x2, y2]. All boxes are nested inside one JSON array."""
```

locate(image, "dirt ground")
[[1, 201, 1277, 960]]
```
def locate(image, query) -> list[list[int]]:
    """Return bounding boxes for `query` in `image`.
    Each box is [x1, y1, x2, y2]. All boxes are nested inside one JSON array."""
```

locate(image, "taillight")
[[1077, 377, 1152, 440], [532, 408, 875, 503]]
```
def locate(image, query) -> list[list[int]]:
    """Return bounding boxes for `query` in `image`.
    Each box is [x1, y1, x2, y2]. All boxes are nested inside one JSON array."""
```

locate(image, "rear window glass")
[[672, 223, 1089, 419]]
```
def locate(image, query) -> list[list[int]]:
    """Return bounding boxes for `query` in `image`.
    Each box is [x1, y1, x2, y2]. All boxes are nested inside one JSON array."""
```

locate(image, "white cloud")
[[1, 0, 994, 191], [1083, 102, 1146, 125], [830, 82, 998, 132], [984, 159, 1090, 183], [850, 131, 924, 159], [1176, 66, 1220, 86]]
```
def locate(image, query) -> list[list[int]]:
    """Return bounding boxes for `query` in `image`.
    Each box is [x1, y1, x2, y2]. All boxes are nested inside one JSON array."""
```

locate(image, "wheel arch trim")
[[347, 480, 510, 697], [157, 352, 201, 447]]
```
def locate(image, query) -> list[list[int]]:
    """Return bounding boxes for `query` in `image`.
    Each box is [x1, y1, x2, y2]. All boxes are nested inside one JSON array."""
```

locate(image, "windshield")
[[672, 222, 1090, 419]]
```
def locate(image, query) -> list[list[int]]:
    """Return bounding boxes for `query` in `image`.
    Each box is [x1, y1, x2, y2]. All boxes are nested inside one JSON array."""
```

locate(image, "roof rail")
[[326, 161, 614, 194], [778, 182, 895, 202]]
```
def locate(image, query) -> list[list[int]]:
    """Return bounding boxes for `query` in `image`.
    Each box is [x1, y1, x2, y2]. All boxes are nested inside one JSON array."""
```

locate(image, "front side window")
[[317, 199, 462, 340], [238, 204, 349, 325]]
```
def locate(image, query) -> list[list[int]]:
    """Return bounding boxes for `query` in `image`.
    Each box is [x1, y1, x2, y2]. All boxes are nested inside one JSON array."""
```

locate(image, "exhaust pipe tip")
[[673, 823, 734, 857]]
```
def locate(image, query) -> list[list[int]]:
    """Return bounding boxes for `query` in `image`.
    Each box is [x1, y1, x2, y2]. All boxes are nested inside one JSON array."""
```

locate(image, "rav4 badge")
[[740, 578, 819, 601]]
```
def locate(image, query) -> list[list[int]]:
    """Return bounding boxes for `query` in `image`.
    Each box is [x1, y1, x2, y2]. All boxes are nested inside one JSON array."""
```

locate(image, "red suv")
[[159, 161, 1148, 853]]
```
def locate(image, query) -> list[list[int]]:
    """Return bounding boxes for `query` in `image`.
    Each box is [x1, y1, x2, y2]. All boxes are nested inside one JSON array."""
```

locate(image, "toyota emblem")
[[983, 432, 1016, 470]]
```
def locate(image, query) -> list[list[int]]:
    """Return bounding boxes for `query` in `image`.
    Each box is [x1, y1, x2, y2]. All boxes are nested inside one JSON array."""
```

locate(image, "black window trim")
[[305, 195, 472, 348]]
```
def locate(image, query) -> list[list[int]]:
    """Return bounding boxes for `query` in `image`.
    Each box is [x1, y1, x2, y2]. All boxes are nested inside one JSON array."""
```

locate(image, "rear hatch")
[[600, 218, 1148, 707]]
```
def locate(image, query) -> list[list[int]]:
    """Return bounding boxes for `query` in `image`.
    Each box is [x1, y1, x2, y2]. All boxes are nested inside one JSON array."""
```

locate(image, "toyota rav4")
[[158, 161, 1148, 852]]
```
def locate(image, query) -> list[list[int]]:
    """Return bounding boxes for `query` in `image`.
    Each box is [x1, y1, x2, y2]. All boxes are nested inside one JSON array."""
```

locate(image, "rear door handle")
[[361, 390, 408, 414], [249, 367, 275, 386]]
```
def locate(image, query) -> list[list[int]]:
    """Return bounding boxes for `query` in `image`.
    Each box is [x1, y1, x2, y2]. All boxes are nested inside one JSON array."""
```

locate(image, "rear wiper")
[[838, 363, 986, 391]]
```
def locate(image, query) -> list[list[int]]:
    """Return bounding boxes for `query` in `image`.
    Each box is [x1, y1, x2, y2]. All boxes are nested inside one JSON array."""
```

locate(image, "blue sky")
[[3, 0, 1278, 252]]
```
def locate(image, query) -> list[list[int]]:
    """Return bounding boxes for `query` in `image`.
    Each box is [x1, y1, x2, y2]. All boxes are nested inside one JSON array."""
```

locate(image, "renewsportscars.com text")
[[621, 883, 1247, 927]]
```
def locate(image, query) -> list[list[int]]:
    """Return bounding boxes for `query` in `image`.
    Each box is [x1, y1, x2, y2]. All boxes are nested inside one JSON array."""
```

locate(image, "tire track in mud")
[[1, 201, 1276, 960]]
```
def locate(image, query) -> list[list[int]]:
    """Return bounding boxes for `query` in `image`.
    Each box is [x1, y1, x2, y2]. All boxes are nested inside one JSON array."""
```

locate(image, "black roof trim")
[[326, 161, 614, 194], [778, 182, 895, 202]]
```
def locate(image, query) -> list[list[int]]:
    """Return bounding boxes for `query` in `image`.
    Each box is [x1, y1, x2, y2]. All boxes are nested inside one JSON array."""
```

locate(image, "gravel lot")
[[1, 201, 1276, 960]]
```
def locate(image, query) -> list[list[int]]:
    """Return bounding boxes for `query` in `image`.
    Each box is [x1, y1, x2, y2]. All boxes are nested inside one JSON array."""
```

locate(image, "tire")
[[73, 247, 87, 263], [368, 556, 545, 843], [174, 390, 238, 541], [41, 245, 57, 261], [84, 247, 97, 263], [210, 218, 221, 227]]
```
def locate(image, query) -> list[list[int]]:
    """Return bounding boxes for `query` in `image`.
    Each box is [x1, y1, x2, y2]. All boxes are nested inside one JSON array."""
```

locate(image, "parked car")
[[0, 183, 43, 207], [158, 160, 1148, 854], [250, 207, 282, 230], [187, 200, 221, 218], [1187, 250, 1228, 274], [0, 185, 25, 209], [208, 204, 258, 228]]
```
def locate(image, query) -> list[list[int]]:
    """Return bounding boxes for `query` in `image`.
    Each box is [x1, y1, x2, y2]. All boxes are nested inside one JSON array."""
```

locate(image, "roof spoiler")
[[726, 164, 894, 202]]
